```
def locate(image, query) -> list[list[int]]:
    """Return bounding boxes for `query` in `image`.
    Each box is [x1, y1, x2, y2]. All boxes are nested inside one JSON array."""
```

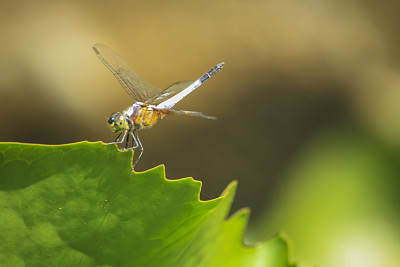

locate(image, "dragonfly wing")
[[145, 80, 195, 104], [93, 43, 161, 102], [166, 108, 217, 120]]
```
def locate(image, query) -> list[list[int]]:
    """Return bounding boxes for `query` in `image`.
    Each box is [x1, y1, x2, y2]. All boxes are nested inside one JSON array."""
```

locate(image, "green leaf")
[[0, 142, 295, 267]]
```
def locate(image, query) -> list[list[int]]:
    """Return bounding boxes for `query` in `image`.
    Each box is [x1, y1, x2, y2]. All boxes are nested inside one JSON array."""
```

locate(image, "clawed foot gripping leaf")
[[0, 142, 295, 267]]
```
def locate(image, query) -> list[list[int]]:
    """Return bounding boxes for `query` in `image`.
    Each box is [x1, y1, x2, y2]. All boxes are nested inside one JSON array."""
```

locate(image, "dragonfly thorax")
[[123, 102, 167, 131], [125, 102, 143, 118]]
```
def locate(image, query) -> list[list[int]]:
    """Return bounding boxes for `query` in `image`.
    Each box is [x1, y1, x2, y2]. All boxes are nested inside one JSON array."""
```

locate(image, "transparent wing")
[[145, 80, 194, 104], [93, 43, 161, 102], [166, 108, 217, 120]]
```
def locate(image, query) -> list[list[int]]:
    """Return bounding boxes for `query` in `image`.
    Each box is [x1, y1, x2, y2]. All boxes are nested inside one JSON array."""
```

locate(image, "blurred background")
[[1, 0, 400, 266]]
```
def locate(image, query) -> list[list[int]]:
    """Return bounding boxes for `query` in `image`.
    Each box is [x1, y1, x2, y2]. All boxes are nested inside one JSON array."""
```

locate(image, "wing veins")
[[145, 80, 194, 104], [166, 108, 217, 120], [93, 44, 161, 102]]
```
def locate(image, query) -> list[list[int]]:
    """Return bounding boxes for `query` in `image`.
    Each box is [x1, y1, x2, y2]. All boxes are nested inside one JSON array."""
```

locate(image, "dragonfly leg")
[[130, 132, 143, 173], [131, 131, 137, 148], [114, 132, 123, 142], [106, 131, 127, 146], [121, 132, 139, 151], [125, 132, 130, 149], [132, 131, 139, 149]]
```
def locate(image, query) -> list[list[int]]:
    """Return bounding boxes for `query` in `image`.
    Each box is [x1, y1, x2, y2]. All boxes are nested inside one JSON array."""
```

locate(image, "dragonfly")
[[93, 43, 224, 170]]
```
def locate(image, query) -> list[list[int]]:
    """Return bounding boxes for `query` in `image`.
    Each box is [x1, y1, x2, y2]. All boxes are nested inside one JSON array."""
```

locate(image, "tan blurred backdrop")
[[1, 0, 400, 266]]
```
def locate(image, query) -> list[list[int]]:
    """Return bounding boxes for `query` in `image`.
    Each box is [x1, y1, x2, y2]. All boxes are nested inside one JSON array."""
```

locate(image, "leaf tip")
[[220, 180, 238, 197]]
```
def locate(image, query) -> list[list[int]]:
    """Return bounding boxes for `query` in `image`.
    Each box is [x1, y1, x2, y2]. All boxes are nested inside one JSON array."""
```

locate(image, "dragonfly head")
[[107, 112, 129, 133]]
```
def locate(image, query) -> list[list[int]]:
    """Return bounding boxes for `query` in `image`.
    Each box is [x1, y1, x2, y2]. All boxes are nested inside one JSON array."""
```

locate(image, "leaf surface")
[[0, 142, 294, 267]]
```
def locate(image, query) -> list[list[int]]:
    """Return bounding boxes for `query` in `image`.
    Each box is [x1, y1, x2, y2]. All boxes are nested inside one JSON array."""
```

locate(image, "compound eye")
[[107, 117, 114, 125]]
